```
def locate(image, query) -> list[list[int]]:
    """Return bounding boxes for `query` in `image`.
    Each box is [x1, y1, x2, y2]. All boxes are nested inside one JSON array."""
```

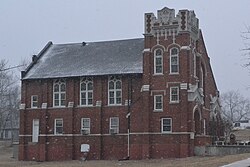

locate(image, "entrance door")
[[32, 119, 39, 142]]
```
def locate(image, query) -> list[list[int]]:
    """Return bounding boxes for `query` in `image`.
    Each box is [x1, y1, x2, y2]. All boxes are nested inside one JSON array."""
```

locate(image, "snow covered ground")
[[221, 158, 250, 167], [1, 141, 250, 167]]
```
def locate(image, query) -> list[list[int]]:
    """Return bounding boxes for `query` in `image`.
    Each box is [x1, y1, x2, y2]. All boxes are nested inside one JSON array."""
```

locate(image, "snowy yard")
[[1, 141, 250, 167]]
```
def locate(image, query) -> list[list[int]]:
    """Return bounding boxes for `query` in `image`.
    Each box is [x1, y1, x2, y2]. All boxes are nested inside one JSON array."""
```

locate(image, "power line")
[[0, 65, 25, 72]]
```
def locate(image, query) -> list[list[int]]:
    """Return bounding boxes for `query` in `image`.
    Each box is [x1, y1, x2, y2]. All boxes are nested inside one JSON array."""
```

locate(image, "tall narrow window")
[[170, 48, 179, 74], [170, 87, 179, 103], [80, 77, 93, 106], [161, 118, 172, 133], [54, 119, 63, 135], [32, 119, 39, 142], [154, 49, 163, 74], [108, 76, 122, 105], [200, 67, 204, 88], [154, 95, 163, 111], [53, 79, 66, 107], [203, 119, 206, 135], [110, 117, 119, 134], [81, 118, 90, 135], [31, 95, 38, 108]]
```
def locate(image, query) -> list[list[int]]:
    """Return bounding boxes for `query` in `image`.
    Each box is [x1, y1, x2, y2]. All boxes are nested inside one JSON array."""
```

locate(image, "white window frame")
[[110, 117, 119, 134], [81, 118, 90, 135], [53, 79, 66, 107], [31, 95, 38, 108], [54, 118, 63, 135], [161, 118, 172, 133], [108, 76, 122, 105], [80, 77, 93, 106], [154, 49, 163, 74], [170, 86, 179, 103], [170, 48, 179, 74], [154, 95, 163, 111]]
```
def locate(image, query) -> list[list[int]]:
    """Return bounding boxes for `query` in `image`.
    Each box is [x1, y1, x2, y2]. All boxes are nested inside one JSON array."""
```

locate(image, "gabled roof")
[[22, 38, 144, 80]]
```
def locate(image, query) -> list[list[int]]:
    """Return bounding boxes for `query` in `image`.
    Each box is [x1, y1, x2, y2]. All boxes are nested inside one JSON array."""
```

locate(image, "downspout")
[[45, 80, 49, 161], [100, 77, 104, 159], [127, 75, 132, 159]]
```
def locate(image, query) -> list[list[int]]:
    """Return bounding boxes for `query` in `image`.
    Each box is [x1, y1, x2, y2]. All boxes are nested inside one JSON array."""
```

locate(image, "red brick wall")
[[19, 28, 220, 161]]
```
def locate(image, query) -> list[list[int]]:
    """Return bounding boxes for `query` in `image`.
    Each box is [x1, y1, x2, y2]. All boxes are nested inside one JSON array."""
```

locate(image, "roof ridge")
[[53, 37, 144, 46]]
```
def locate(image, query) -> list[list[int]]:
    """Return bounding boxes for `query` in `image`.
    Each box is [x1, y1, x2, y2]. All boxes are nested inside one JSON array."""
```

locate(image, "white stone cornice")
[[141, 85, 150, 92], [143, 48, 151, 53], [180, 46, 191, 50]]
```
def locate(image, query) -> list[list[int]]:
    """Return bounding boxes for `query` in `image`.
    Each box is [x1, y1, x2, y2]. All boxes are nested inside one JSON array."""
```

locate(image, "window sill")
[[153, 73, 164, 76], [78, 105, 94, 108], [27, 107, 40, 110], [153, 110, 163, 112], [52, 106, 66, 108], [169, 73, 179, 75], [108, 104, 122, 107], [169, 101, 179, 104], [54, 134, 63, 136], [161, 131, 172, 134]]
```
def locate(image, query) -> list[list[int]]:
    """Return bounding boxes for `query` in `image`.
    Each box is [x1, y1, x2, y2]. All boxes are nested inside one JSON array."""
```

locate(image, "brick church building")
[[19, 7, 223, 161]]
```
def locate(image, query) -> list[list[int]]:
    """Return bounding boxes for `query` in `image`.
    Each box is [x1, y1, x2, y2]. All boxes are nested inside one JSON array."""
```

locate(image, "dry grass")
[[1, 141, 250, 167]]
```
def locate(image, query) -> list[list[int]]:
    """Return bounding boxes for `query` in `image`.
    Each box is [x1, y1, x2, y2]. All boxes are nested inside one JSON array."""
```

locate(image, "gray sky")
[[1, 0, 250, 98]]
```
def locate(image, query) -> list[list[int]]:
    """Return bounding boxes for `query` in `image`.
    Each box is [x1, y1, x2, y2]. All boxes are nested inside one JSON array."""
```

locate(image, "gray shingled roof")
[[23, 38, 144, 79]]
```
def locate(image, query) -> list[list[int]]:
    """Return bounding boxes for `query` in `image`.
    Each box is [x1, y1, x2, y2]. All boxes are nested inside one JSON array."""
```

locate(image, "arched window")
[[154, 49, 163, 74], [170, 48, 179, 74], [53, 79, 66, 107], [108, 76, 122, 105], [80, 77, 93, 106]]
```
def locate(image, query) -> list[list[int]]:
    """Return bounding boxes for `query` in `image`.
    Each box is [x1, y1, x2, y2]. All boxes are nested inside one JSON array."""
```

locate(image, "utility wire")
[[0, 65, 25, 72]]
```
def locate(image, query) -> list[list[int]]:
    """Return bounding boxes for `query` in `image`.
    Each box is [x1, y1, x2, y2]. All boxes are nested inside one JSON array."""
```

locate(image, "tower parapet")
[[145, 7, 199, 40]]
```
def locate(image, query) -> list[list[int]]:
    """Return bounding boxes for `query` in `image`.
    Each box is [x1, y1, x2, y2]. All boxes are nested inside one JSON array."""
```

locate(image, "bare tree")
[[0, 60, 20, 140], [221, 90, 250, 123]]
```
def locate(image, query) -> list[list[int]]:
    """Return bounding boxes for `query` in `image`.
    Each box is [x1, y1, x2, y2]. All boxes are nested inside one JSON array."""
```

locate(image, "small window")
[[235, 122, 240, 127], [108, 76, 122, 105], [81, 118, 90, 135], [54, 119, 63, 135], [154, 49, 163, 74], [110, 117, 119, 134], [170, 87, 179, 103], [162, 118, 172, 133], [31, 95, 38, 108], [154, 95, 163, 111], [170, 48, 179, 74]]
